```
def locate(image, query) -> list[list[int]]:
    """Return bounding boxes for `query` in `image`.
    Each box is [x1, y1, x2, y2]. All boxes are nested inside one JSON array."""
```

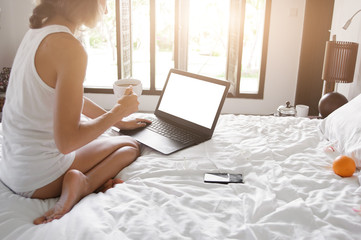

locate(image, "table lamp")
[[319, 40, 358, 118], [318, 9, 360, 118], [321, 40, 358, 94]]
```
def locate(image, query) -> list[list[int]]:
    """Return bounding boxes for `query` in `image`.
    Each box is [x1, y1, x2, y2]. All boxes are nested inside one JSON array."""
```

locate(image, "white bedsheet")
[[1, 114, 360, 239]]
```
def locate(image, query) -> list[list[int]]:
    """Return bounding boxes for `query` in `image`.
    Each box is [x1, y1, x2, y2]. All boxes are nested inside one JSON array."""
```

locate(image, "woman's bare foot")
[[33, 176, 124, 224], [33, 170, 89, 225]]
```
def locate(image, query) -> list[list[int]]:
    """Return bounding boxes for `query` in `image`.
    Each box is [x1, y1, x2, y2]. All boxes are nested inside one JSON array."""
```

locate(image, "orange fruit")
[[332, 155, 356, 177]]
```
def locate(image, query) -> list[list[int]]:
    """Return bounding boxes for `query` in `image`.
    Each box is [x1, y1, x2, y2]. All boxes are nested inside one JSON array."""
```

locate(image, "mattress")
[[1, 114, 361, 239]]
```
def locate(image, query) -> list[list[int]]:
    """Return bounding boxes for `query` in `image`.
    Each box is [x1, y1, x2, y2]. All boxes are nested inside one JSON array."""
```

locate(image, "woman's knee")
[[125, 145, 140, 159], [64, 169, 90, 190], [115, 136, 140, 151], [64, 169, 88, 187], [115, 145, 140, 164], [64, 169, 84, 180]]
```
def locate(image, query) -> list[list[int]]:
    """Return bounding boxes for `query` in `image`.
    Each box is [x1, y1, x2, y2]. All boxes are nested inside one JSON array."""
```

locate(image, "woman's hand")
[[109, 87, 140, 119], [114, 118, 152, 131], [110, 87, 152, 130]]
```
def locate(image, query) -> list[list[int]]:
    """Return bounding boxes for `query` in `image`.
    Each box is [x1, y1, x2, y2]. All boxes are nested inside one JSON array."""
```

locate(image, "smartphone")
[[204, 173, 243, 184]]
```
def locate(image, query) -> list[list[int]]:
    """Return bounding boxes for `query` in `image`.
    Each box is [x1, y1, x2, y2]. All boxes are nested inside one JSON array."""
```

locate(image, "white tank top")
[[0, 25, 76, 192]]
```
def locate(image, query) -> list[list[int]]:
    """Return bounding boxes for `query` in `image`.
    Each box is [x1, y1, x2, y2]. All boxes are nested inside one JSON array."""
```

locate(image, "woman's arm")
[[82, 96, 151, 130], [39, 33, 139, 154], [82, 97, 107, 119]]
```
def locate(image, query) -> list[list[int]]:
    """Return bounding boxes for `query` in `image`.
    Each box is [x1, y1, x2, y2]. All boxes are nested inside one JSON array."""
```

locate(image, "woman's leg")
[[33, 136, 140, 224]]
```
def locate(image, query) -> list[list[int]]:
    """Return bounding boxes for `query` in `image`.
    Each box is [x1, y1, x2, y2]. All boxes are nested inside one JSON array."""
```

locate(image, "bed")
[[1, 96, 361, 239]]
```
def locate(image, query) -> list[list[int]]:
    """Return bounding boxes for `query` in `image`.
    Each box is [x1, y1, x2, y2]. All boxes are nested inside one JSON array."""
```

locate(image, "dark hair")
[[29, 0, 102, 29]]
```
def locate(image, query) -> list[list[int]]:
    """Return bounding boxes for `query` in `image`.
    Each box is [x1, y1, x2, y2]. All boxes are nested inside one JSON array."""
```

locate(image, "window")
[[187, 1, 229, 82], [81, 0, 117, 89], [83, 0, 271, 99]]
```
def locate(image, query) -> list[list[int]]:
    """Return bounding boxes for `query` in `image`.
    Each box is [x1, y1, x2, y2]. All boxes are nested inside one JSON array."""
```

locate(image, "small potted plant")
[[0, 67, 11, 112], [0, 67, 11, 93]]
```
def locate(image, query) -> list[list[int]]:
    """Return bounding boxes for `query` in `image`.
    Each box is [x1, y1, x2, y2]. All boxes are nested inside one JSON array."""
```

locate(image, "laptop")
[[118, 68, 230, 154]]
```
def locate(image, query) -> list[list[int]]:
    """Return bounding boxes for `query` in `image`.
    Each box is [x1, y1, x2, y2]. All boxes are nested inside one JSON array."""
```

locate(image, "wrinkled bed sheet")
[[1, 114, 360, 240]]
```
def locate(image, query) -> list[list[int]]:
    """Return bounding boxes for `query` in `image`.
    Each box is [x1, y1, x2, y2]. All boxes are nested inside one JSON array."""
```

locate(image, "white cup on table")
[[296, 104, 309, 117]]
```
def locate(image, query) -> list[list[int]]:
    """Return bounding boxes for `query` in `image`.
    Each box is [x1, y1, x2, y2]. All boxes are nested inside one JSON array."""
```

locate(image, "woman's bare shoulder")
[[36, 30, 88, 87], [40, 32, 87, 61]]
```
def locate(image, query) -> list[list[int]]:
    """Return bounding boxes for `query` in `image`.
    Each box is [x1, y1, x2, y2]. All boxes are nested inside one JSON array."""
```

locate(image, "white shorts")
[[1, 179, 35, 198], [15, 190, 36, 198]]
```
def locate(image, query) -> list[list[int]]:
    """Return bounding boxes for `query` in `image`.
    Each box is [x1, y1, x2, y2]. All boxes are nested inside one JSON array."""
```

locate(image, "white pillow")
[[319, 93, 361, 168]]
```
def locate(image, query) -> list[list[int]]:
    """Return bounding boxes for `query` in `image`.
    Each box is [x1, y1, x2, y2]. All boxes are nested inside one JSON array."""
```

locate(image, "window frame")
[[84, 0, 272, 99]]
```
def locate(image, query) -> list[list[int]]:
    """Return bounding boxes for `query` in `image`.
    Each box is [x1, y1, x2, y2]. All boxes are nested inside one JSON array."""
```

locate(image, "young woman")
[[0, 0, 150, 224]]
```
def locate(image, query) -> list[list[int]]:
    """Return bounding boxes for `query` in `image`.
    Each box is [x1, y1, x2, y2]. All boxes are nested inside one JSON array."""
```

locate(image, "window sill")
[[84, 87, 263, 99]]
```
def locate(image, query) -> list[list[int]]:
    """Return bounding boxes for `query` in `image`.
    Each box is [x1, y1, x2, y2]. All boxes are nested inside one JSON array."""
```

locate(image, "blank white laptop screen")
[[158, 72, 227, 129]]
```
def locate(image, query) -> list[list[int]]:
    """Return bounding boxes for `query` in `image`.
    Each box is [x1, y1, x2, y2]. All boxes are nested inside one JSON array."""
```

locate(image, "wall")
[[0, 0, 306, 115], [295, 0, 334, 116], [0, 0, 33, 67], [330, 0, 361, 100]]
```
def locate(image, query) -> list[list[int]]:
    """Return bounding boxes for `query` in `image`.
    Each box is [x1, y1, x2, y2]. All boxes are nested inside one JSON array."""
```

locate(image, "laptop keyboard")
[[146, 117, 200, 144]]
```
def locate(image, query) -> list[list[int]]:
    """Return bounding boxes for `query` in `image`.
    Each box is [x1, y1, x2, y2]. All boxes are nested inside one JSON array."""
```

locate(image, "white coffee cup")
[[296, 104, 309, 117], [113, 79, 142, 98]]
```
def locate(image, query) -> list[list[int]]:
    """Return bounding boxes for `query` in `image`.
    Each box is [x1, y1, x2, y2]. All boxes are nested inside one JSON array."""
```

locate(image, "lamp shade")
[[322, 41, 358, 83]]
